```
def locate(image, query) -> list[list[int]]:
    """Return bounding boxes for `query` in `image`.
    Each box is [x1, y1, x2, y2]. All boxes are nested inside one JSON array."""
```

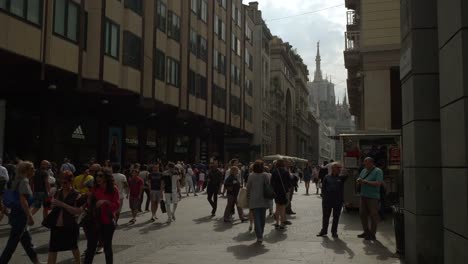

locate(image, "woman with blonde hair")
[[0, 161, 41, 264], [223, 166, 247, 222]]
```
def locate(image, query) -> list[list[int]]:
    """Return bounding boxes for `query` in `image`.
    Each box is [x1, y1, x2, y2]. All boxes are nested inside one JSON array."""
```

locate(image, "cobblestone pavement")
[[0, 184, 403, 264]]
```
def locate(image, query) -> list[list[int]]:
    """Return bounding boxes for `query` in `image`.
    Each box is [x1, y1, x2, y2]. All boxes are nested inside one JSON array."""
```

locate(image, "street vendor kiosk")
[[338, 131, 401, 209]]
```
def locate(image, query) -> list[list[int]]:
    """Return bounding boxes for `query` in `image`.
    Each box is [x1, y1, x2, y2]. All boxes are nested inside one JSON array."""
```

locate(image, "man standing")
[[128, 169, 143, 224], [112, 164, 129, 224], [31, 160, 51, 221], [207, 162, 223, 216], [161, 162, 180, 223], [317, 162, 347, 238], [357, 157, 384, 240]]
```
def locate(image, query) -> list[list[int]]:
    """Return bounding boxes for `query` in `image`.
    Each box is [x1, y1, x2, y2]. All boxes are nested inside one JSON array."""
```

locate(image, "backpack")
[[3, 181, 21, 209]]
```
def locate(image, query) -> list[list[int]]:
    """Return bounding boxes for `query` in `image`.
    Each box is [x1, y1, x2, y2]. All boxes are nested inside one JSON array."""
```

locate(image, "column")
[[438, 0, 468, 262], [400, 0, 443, 263]]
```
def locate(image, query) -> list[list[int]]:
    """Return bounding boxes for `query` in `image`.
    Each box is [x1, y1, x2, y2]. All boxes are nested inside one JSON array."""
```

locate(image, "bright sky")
[[246, 0, 347, 102]]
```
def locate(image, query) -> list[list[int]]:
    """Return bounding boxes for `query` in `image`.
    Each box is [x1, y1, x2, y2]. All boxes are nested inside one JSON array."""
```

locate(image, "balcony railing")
[[345, 31, 360, 51], [347, 11, 359, 26]]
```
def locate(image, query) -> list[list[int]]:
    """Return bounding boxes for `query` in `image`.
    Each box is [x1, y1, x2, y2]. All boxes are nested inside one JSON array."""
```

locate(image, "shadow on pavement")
[[192, 215, 215, 224], [233, 231, 256, 242], [120, 219, 153, 231], [263, 229, 288, 243], [227, 243, 269, 260], [320, 237, 355, 259], [138, 222, 169, 234], [213, 219, 239, 232], [363, 240, 399, 261]]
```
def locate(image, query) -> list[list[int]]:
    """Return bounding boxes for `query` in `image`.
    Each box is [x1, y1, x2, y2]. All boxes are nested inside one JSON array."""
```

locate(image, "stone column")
[[438, 0, 468, 262], [400, 0, 443, 263]]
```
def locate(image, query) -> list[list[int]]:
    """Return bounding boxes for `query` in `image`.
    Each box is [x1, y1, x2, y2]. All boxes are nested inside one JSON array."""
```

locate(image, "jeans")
[[321, 202, 342, 234], [360, 197, 380, 235], [207, 188, 218, 214], [84, 223, 115, 264], [252, 208, 267, 239], [0, 211, 38, 264]]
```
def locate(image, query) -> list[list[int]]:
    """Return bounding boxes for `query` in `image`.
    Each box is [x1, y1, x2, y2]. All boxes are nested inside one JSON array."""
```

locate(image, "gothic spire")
[[314, 41, 323, 81]]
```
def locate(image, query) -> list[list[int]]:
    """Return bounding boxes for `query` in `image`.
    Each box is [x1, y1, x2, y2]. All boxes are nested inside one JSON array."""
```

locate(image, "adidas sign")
[[72, 125, 85, 140]]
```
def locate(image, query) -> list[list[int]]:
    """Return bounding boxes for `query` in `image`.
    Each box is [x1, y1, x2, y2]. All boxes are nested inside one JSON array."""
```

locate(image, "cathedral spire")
[[343, 93, 348, 106], [314, 41, 323, 81]]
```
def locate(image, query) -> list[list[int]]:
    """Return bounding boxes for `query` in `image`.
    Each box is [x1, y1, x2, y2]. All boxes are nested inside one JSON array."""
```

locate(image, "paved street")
[[0, 185, 403, 264]]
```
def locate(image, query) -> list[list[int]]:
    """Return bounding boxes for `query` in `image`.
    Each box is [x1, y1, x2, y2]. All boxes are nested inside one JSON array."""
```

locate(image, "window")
[[214, 15, 218, 35], [231, 64, 240, 85], [215, 17, 225, 41], [245, 79, 252, 96], [190, 0, 197, 13], [124, 0, 142, 15], [213, 49, 218, 70], [198, 36, 207, 62], [232, 33, 240, 56], [123, 31, 142, 69], [156, 1, 166, 32], [218, 53, 226, 75], [0, 0, 43, 25], [189, 70, 196, 95], [244, 104, 252, 122], [190, 29, 197, 55], [54, 0, 80, 42], [236, 39, 241, 56], [167, 57, 180, 87], [167, 11, 180, 41], [104, 19, 119, 59], [245, 50, 253, 70], [200, 0, 207, 23], [155, 49, 165, 81], [221, 0, 226, 9], [197, 74, 207, 99], [230, 95, 241, 115], [237, 8, 242, 26], [246, 25, 253, 43], [213, 85, 226, 109]]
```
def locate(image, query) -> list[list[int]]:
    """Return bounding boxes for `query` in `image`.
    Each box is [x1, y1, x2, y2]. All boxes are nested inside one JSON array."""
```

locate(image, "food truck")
[[338, 130, 402, 209]]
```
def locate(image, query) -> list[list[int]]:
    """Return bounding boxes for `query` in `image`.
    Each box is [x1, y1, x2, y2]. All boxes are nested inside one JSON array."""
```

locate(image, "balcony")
[[346, 10, 360, 32], [345, 0, 359, 10], [344, 31, 360, 69]]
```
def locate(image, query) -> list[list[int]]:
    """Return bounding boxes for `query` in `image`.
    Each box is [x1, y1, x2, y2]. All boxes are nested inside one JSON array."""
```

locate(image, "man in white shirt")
[[112, 164, 129, 224]]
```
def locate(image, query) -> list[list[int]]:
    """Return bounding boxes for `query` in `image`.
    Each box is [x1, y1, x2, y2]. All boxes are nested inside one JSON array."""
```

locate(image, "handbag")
[[237, 187, 248, 208], [42, 208, 60, 229], [277, 169, 290, 206], [356, 168, 375, 194], [263, 174, 275, 200], [160, 200, 167, 213]]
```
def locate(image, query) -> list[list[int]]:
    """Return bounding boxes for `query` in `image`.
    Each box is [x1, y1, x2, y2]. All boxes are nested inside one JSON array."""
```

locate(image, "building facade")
[[344, 0, 402, 131], [246, 1, 273, 158], [0, 0, 255, 165], [401, 0, 468, 263]]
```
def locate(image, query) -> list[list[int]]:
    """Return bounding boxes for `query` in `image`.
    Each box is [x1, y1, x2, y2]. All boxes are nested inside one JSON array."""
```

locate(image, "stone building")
[[0, 0, 256, 164], [400, 0, 468, 263]]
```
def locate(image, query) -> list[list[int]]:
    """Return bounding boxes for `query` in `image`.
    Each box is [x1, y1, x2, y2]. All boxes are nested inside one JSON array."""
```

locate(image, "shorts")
[[150, 190, 162, 202], [129, 197, 141, 211], [32, 192, 48, 209], [164, 193, 178, 204]]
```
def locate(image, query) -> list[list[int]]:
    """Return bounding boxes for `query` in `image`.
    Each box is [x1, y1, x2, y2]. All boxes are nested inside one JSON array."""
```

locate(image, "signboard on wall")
[[125, 126, 139, 146]]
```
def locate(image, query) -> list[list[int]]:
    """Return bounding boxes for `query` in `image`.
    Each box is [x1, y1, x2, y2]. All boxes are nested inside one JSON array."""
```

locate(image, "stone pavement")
[[0, 184, 404, 263]]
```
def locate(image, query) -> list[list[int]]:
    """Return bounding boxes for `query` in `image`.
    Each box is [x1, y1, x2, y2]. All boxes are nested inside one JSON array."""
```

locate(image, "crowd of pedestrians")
[[0, 155, 386, 263]]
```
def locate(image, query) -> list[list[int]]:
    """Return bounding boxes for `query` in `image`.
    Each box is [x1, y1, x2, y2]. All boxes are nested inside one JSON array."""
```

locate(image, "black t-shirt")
[[33, 169, 48, 192], [149, 172, 162, 191], [206, 169, 222, 189], [162, 173, 173, 193]]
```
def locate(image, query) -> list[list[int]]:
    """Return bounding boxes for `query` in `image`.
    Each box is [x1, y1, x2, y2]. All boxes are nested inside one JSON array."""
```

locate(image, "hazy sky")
[[247, 0, 347, 102]]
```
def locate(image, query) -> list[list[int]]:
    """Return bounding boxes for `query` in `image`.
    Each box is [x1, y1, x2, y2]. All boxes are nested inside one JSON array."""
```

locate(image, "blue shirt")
[[359, 167, 384, 199]]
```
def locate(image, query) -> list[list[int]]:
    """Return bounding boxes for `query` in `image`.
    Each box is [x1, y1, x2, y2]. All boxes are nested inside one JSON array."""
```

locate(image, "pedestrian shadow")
[[320, 237, 355, 259], [139, 222, 169, 234], [120, 219, 153, 231], [233, 231, 256, 242], [227, 243, 269, 260], [213, 219, 239, 232], [263, 229, 288, 243], [363, 239, 399, 260], [193, 215, 215, 224]]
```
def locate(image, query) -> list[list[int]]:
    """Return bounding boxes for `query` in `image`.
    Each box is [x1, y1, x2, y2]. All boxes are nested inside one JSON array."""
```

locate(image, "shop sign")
[[174, 136, 189, 153], [146, 129, 157, 147], [125, 126, 139, 145], [72, 125, 85, 140]]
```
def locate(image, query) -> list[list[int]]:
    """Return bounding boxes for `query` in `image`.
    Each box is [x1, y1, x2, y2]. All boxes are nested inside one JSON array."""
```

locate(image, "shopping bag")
[[237, 188, 248, 209], [160, 200, 167, 213]]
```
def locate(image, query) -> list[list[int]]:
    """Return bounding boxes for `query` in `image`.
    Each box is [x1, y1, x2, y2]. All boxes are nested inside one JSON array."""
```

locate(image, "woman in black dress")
[[48, 171, 82, 264], [270, 159, 291, 230]]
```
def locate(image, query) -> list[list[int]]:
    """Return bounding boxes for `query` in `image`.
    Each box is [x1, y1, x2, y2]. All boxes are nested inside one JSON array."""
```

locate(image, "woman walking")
[[223, 166, 246, 222], [270, 159, 291, 230], [303, 162, 313, 195], [0, 161, 41, 264], [247, 160, 271, 244], [47, 171, 82, 264], [84, 168, 120, 264]]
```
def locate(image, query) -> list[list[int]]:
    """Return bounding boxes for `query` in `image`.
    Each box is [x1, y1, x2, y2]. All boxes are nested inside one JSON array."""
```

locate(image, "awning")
[[262, 154, 308, 163]]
